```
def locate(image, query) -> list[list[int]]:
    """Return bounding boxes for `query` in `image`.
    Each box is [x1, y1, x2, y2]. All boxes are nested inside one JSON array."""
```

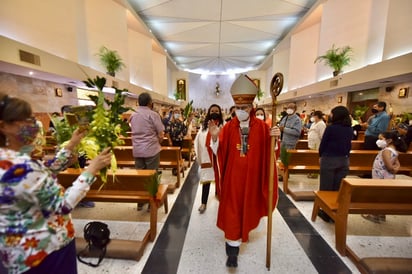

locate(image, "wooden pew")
[[310, 178, 412, 269], [119, 136, 132, 146], [281, 149, 412, 201], [181, 137, 193, 167], [295, 139, 364, 150], [113, 146, 184, 191], [113, 146, 135, 168], [159, 146, 184, 191], [57, 168, 168, 261]]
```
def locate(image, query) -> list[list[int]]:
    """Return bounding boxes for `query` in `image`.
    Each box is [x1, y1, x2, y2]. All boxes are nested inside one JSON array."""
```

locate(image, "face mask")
[[310, 117, 315, 123], [256, 115, 264, 121], [17, 124, 40, 145], [174, 113, 180, 119], [235, 110, 249, 122], [376, 139, 387, 149], [371, 109, 378, 114], [231, 112, 236, 117], [210, 113, 220, 121], [286, 108, 294, 115]]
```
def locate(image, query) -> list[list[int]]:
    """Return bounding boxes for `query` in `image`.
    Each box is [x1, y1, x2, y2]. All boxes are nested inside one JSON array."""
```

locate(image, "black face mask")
[[371, 109, 378, 114], [210, 113, 220, 121], [231, 112, 236, 117]]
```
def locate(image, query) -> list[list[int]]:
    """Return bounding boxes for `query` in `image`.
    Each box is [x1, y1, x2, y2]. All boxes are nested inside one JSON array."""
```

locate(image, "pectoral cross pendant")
[[236, 143, 250, 157]]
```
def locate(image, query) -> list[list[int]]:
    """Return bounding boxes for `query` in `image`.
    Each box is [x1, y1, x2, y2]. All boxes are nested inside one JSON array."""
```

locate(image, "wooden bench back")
[[287, 149, 412, 173], [287, 149, 319, 165], [296, 140, 364, 150], [119, 137, 132, 146], [337, 178, 412, 215], [57, 168, 156, 191], [113, 146, 134, 162], [160, 146, 182, 163], [347, 150, 376, 168]]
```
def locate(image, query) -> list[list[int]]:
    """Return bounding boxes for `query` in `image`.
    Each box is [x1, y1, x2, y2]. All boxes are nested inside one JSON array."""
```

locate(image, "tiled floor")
[[72, 164, 412, 274]]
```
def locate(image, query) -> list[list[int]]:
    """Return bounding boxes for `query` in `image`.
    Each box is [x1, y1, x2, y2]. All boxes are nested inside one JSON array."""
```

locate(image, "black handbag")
[[77, 221, 111, 267]]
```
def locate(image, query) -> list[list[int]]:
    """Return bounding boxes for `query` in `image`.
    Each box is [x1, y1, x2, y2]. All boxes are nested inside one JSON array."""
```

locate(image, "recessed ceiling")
[[128, 0, 317, 75]]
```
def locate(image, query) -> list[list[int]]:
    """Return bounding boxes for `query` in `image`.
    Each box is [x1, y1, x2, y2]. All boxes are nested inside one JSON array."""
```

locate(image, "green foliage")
[[173, 90, 183, 101], [183, 100, 193, 120], [314, 44, 353, 74], [84, 76, 132, 183], [146, 172, 161, 197], [353, 105, 369, 120], [280, 145, 291, 167], [84, 76, 132, 151], [97, 46, 126, 76], [257, 89, 264, 100], [402, 112, 412, 122], [50, 115, 75, 145]]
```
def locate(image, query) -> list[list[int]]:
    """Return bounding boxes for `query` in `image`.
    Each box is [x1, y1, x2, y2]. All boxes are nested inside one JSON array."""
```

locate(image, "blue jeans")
[[319, 156, 349, 191]]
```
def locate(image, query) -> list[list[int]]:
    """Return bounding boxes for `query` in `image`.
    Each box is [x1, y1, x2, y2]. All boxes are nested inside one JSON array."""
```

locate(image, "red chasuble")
[[209, 115, 278, 242]]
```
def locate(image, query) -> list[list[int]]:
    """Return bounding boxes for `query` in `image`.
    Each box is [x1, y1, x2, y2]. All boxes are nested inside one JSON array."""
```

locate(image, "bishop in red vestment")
[[209, 74, 279, 268]]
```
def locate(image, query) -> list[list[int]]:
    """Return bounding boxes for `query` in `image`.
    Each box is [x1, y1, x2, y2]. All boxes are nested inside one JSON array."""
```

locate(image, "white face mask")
[[235, 110, 249, 121], [286, 108, 294, 115], [310, 117, 315, 123], [376, 139, 387, 149], [174, 113, 180, 119], [256, 115, 264, 120]]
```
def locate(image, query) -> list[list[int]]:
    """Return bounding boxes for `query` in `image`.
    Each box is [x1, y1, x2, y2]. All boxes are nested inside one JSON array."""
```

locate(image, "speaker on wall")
[[385, 86, 394, 92], [67, 86, 73, 92]]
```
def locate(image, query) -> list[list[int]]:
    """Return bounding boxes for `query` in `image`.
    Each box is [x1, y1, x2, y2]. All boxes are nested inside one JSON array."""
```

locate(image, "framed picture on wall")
[[176, 79, 186, 100], [398, 87, 409, 98], [55, 88, 63, 97]]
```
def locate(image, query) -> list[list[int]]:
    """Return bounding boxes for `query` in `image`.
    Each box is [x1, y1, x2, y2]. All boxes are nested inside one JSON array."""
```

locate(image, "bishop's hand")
[[270, 126, 281, 137]]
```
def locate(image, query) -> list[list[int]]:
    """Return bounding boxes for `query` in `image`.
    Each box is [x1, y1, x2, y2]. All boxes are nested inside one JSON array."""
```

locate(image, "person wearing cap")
[[208, 74, 280, 268], [396, 122, 412, 149]]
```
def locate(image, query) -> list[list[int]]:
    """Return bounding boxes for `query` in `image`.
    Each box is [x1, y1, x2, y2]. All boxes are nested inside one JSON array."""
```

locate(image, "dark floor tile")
[[282, 216, 318, 235], [277, 188, 352, 273], [294, 234, 335, 257], [142, 163, 200, 274]]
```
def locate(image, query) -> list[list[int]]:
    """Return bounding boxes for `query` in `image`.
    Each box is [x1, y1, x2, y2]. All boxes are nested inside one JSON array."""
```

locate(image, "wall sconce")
[[337, 96, 343, 103]]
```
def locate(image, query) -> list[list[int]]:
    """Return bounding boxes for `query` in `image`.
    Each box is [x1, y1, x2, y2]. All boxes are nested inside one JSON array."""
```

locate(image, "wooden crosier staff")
[[266, 72, 284, 270]]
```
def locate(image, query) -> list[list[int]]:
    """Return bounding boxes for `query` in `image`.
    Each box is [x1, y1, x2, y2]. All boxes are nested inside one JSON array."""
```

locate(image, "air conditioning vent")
[[19, 50, 40, 66]]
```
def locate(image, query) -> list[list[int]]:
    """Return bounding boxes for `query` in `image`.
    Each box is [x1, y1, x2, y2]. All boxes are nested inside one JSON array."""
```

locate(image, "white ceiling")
[[127, 0, 317, 75]]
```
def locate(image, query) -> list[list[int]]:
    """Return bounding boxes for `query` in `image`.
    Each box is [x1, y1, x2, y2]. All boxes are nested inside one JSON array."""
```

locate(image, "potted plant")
[[97, 46, 125, 77], [314, 44, 353, 77], [353, 105, 369, 122]]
